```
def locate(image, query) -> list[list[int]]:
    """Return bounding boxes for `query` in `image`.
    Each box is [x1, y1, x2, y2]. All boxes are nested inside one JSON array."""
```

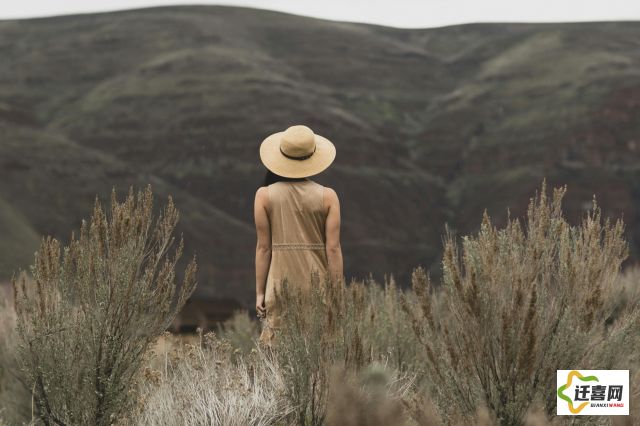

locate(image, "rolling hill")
[[1, 6, 640, 307]]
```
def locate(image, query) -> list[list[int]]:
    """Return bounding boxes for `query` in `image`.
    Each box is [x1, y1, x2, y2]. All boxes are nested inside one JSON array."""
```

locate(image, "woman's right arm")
[[324, 187, 344, 283], [255, 187, 271, 317]]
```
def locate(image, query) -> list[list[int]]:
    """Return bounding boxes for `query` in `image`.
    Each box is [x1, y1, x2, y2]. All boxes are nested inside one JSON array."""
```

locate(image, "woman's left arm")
[[254, 187, 271, 317]]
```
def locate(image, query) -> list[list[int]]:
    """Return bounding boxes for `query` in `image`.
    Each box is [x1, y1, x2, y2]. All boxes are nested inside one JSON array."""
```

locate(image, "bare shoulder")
[[323, 186, 338, 198], [255, 186, 269, 207], [322, 186, 339, 207], [255, 186, 268, 198]]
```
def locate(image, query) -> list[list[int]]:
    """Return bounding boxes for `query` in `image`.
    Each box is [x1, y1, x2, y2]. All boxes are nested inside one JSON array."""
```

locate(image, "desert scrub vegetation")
[[198, 182, 638, 425], [10, 186, 197, 425], [2, 182, 639, 425], [401, 183, 640, 424]]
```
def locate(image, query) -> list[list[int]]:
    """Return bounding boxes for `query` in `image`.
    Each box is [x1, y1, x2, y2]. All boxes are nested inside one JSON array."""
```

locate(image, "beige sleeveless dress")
[[259, 179, 329, 346]]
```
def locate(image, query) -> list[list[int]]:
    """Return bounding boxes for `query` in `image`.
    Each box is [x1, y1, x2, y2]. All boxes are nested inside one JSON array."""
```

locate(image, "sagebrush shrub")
[[267, 273, 369, 425], [402, 182, 640, 425], [268, 271, 421, 425], [12, 186, 197, 425]]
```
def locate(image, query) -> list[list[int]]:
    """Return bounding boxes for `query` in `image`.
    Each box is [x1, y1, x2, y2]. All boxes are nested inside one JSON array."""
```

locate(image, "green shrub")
[[217, 310, 260, 356], [12, 186, 197, 425], [359, 275, 423, 374]]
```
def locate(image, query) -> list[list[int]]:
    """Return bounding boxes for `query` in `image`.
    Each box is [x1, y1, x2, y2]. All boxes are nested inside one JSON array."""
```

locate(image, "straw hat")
[[259, 125, 336, 178]]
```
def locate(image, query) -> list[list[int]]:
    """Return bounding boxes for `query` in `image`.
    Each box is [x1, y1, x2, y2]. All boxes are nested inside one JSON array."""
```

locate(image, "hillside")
[[1, 6, 640, 306]]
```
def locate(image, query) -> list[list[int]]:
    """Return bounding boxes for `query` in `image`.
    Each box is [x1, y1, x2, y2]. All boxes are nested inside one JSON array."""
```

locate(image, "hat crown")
[[280, 125, 316, 158]]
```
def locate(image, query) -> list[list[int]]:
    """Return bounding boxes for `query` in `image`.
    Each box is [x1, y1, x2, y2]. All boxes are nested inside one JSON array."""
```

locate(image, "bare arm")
[[324, 187, 344, 283], [254, 187, 271, 317]]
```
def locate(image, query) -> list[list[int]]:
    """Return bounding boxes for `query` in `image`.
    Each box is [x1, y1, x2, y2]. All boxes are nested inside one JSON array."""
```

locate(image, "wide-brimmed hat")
[[260, 125, 336, 178]]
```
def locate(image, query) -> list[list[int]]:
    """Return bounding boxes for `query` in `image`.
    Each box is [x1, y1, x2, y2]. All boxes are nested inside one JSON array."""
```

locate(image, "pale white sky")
[[1, 0, 639, 28]]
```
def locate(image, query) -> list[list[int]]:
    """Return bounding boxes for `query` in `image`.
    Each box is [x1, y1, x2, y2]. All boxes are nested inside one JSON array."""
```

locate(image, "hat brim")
[[259, 131, 336, 178]]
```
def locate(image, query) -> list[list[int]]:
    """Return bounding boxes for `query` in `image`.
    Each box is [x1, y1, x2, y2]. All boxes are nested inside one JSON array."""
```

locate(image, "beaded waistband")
[[272, 243, 325, 250]]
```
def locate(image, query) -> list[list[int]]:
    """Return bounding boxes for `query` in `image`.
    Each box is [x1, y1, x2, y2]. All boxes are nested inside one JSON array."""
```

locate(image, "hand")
[[256, 293, 266, 319]]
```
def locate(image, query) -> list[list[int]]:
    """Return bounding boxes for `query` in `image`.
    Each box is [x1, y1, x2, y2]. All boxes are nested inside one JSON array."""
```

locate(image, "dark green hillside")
[[1, 6, 639, 306]]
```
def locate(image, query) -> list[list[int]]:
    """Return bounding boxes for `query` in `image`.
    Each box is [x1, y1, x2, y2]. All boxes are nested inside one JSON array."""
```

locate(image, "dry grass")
[[129, 330, 416, 426], [127, 331, 293, 426]]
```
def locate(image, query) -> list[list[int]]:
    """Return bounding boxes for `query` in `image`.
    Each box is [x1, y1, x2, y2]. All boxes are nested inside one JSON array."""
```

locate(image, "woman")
[[254, 124, 343, 346]]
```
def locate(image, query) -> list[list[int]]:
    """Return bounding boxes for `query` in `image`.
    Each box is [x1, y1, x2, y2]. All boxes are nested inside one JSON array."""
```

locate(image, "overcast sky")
[[1, 0, 639, 28]]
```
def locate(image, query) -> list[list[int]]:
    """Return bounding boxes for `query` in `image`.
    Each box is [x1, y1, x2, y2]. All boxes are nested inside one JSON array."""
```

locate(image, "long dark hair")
[[263, 169, 307, 186]]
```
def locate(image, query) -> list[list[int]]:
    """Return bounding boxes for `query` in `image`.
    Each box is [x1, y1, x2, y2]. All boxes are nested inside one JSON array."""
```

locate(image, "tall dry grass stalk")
[[401, 182, 640, 425], [11, 186, 197, 425]]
